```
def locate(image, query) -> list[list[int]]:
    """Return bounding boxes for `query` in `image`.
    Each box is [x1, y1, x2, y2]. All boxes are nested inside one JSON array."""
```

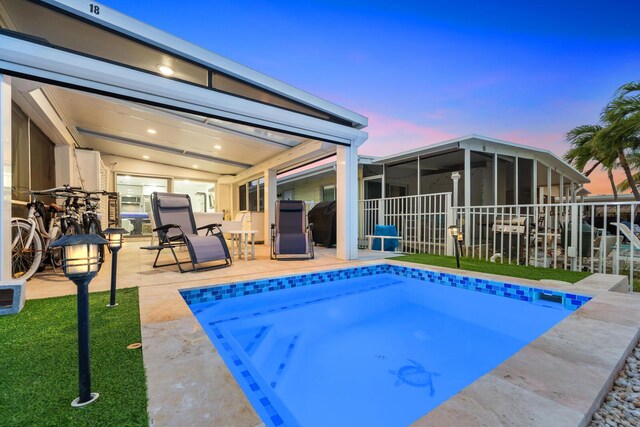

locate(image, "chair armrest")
[[197, 223, 222, 230], [153, 224, 181, 233], [198, 223, 223, 235]]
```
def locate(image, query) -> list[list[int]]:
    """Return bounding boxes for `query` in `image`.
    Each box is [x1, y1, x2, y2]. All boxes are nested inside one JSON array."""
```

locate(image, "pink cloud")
[[359, 111, 456, 156]]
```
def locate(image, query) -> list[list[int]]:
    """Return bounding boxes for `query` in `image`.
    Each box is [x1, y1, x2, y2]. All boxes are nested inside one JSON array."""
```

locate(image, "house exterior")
[[279, 135, 590, 207]]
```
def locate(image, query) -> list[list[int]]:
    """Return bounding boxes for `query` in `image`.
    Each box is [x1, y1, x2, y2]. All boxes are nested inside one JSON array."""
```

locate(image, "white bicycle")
[[11, 186, 79, 280]]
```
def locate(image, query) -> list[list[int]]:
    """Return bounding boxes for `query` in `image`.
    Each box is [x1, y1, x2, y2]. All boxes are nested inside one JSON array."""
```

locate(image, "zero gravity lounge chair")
[[271, 200, 314, 260], [150, 192, 232, 272]]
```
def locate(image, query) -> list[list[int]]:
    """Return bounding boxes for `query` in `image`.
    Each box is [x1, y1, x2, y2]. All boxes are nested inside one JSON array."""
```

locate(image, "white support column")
[[493, 152, 498, 205], [559, 175, 564, 203], [532, 159, 538, 204], [0, 75, 12, 281], [337, 144, 359, 260], [464, 148, 471, 246], [514, 156, 519, 205], [263, 168, 277, 246], [547, 166, 552, 204]]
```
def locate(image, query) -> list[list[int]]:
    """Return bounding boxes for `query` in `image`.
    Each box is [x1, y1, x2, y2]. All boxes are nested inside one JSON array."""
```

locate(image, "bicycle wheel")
[[11, 220, 43, 280], [64, 219, 81, 235], [86, 218, 105, 263], [48, 226, 63, 268]]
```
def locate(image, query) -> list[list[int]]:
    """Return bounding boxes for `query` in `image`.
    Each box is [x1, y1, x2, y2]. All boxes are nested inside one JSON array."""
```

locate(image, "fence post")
[[570, 204, 579, 271], [446, 197, 455, 257]]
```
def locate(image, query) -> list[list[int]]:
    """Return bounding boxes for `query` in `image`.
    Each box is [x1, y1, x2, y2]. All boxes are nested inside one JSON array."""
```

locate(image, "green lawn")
[[0, 288, 148, 427], [392, 253, 592, 283]]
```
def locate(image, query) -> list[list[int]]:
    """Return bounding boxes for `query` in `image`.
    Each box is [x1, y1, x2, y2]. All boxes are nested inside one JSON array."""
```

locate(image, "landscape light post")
[[104, 227, 128, 308], [448, 224, 463, 268], [50, 234, 107, 407]]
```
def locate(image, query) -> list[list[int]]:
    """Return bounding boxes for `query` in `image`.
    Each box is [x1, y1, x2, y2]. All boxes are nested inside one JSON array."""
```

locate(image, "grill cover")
[[308, 201, 336, 248]]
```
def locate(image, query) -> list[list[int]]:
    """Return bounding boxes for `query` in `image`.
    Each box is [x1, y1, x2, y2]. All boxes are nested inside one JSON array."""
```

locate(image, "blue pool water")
[[185, 267, 589, 427]]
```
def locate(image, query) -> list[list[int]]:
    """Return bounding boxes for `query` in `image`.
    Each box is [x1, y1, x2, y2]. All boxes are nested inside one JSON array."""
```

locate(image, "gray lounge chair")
[[271, 200, 314, 260], [149, 192, 231, 272]]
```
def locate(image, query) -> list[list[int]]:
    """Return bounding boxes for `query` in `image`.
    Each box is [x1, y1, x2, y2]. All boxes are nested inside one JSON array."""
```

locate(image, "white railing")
[[451, 202, 640, 292], [359, 193, 452, 254], [359, 196, 640, 291]]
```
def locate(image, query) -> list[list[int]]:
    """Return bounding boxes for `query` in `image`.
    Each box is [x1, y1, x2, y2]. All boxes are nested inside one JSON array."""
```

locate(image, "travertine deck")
[[24, 244, 640, 427]]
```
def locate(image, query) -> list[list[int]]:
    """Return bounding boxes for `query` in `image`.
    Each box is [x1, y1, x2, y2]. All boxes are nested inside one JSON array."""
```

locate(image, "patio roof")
[[371, 134, 590, 184]]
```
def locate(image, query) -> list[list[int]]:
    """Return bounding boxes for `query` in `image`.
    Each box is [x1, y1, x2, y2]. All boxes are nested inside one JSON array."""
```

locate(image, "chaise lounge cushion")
[[183, 234, 229, 263], [276, 233, 308, 254]]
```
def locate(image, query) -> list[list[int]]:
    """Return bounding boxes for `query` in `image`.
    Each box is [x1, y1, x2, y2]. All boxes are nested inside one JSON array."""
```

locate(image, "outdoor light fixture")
[[104, 227, 129, 308], [146, 128, 157, 135], [192, 164, 199, 169], [214, 144, 222, 150], [142, 155, 150, 160], [157, 65, 174, 76], [448, 224, 463, 269], [49, 234, 108, 408]]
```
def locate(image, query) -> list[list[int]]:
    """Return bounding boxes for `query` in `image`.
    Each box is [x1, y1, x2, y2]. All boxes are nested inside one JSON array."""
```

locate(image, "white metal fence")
[[359, 193, 452, 254], [454, 202, 640, 291], [359, 195, 640, 291]]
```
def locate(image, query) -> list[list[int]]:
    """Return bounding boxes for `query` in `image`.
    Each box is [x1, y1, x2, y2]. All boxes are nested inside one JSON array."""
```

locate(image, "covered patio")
[[0, 0, 370, 294]]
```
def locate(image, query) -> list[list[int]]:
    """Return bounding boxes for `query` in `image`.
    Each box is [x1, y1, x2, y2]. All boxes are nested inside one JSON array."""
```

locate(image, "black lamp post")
[[448, 224, 463, 268], [104, 227, 128, 308], [49, 234, 107, 408]]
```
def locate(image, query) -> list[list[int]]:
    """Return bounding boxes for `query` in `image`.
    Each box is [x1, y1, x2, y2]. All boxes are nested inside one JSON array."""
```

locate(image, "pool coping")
[[139, 260, 640, 427]]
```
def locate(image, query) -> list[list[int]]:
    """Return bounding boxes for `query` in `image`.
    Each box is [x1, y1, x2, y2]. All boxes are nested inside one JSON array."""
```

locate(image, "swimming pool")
[[182, 264, 591, 427]]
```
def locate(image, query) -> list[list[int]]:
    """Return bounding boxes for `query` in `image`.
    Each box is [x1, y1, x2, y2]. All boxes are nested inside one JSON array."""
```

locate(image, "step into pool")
[[182, 265, 591, 427]]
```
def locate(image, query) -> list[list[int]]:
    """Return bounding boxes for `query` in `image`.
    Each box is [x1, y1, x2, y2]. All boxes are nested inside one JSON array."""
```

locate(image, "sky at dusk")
[[101, 0, 640, 194]]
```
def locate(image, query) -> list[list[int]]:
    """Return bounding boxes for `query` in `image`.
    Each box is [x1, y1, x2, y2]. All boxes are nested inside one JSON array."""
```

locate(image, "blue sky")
[[101, 0, 640, 193]]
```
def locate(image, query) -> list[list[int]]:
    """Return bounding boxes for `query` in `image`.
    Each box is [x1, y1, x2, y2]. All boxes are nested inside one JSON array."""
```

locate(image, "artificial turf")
[[392, 253, 593, 283], [0, 287, 148, 427]]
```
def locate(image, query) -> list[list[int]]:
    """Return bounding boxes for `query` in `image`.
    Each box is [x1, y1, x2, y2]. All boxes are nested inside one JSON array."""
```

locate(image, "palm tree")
[[564, 124, 619, 199], [599, 81, 640, 200]]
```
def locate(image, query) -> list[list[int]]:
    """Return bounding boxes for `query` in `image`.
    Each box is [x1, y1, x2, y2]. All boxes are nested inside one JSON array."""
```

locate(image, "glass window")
[[11, 104, 29, 206], [116, 175, 168, 236], [364, 179, 382, 199], [29, 120, 56, 206], [174, 180, 215, 212], [518, 158, 534, 204], [498, 155, 515, 205], [363, 164, 383, 178], [248, 179, 258, 211], [0, 0, 208, 86], [385, 160, 418, 197], [469, 151, 494, 206], [258, 178, 265, 211], [239, 184, 247, 211], [322, 185, 336, 202]]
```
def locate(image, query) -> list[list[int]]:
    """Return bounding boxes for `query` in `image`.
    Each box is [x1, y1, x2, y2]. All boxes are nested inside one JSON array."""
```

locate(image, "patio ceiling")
[[11, 77, 317, 176]]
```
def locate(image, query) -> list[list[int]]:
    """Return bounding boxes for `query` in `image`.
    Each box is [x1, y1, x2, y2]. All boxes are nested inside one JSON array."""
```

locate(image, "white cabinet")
[[241, 211, 265, 243]]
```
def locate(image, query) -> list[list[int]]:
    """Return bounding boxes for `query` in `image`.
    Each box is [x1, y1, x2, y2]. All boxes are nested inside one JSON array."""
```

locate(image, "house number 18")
[[89, 4, 100, 15]]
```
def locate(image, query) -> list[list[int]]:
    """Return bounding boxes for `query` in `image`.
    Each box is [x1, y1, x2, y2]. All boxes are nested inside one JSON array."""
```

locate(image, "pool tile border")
[[181, 264, 591, 311]]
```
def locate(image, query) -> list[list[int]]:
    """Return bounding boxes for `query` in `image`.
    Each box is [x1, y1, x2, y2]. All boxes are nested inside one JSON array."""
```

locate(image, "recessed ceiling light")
[[214, 144, 222, 150], [142, 155, 150, 160], [192, 164, 199, 169], [147, 128, 157, 135], [157, 65, 174, 76]]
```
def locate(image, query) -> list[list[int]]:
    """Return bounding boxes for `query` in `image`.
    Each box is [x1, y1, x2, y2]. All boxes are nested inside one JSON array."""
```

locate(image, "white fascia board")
[[0, 35, 365, 146], [277, 164, 336, 185], [41, 0, 368, 128], [233, 140, 332, 183]]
